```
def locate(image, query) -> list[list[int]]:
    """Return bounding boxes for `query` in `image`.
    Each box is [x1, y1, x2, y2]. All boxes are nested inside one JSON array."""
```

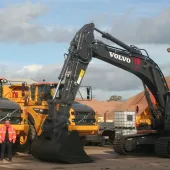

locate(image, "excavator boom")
[[54, 23, 169, 127], [52, 23, 169, 112]]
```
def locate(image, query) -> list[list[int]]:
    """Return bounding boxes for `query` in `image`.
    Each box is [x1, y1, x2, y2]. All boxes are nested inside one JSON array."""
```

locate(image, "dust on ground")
[[0, 146, 169, 170]]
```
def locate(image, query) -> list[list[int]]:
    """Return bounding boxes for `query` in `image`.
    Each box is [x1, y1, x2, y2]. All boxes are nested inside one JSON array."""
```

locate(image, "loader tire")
[[13, 123, 37, 154], [27, 123, 37, 154], [100, 137, 105, 147]]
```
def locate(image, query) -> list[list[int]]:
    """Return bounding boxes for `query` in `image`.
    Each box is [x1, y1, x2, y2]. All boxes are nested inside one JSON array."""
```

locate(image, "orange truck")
[[0, 78, 29, 152], [2, 80, 99, 147]]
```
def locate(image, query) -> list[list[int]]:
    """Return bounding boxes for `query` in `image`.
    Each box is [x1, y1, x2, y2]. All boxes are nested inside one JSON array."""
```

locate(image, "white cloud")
[[1, 44, 170, 101], [0, 1, 170, 100], [92, 7, 170, 44], [0, 1, 170, 44], [17, 64, 43, 74], [0, 1, 75, 44]]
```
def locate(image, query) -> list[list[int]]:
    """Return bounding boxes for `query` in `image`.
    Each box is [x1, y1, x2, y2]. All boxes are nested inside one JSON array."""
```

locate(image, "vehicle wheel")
[[100, 137, 105, 147], [27, 123, 37, 154]]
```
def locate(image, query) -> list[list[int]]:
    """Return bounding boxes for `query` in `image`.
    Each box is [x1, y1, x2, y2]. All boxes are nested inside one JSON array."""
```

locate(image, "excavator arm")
[[55, 23, 169, 125]]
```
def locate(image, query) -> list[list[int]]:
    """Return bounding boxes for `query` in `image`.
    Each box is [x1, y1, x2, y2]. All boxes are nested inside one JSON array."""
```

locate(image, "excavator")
[[31, 23, 170, 163]]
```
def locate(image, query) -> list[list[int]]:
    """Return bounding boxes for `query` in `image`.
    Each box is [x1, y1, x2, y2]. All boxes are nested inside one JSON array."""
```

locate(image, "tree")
[[107, 95, 122, 101]]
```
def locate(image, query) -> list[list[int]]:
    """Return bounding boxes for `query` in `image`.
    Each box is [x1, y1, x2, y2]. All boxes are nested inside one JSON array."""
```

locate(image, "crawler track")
[[113, 133, 170, 159], [113, 136, 127, 155], [113, 133, 157, 156], [155, 137, 170, 158]]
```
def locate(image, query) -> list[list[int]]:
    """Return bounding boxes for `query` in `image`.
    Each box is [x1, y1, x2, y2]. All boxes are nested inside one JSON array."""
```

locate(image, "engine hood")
[[71, 101, 94, 112], [0, 98, 20, 110]]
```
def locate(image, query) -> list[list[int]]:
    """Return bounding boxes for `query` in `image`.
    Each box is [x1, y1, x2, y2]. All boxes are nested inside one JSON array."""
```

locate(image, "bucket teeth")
[[31, 130, 93, 164]]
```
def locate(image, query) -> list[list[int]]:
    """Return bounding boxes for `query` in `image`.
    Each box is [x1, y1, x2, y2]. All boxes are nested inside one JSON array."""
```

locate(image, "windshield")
[[38, 84, 64, 101]]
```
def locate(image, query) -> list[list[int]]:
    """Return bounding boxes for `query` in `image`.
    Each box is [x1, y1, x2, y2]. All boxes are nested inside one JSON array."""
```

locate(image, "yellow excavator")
[[0, 78, 29, 152], [2, 79, 99, 150]]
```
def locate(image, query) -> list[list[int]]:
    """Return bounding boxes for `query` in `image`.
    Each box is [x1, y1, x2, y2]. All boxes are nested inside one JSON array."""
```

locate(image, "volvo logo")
[[109, 52, 131, 63]]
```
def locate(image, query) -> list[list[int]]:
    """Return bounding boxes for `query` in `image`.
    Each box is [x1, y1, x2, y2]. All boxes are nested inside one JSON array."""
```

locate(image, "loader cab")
[[28, 82, 94, 136], [30, 82, 92, 103], [30, 82, 64, 103]]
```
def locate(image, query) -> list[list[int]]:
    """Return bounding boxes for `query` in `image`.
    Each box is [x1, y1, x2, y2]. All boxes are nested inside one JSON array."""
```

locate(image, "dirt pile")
[[76, 99, 122, 121], [114, 76, 170, 114]]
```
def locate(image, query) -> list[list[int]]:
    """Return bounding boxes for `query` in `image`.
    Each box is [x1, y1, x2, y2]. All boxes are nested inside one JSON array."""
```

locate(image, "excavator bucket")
[[31, 100, 93, 164], [31, 130, 92, 163]]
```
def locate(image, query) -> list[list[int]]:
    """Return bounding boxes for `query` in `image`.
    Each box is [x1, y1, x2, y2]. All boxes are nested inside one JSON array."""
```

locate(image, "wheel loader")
[[0, 78, 29, 152], [25, 82, 98, 143], [2, 80, 98, 150], [30, 23, 170, 163]]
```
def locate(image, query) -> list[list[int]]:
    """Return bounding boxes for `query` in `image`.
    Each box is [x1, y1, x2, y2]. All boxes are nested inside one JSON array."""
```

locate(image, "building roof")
[[5, 78, 38, 85], [76, 99, 122, 120], [165, 76, 170, 86], [114, 76, 170, 114], [76, 76, 170, 120]]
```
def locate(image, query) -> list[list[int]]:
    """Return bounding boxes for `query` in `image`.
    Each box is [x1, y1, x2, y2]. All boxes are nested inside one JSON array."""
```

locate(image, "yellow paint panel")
[[79, 69, 85, 78]]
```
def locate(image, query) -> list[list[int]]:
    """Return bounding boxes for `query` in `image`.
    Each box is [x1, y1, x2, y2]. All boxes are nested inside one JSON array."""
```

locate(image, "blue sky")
[[0, 0, 170, 100], [0, 0, 170, 66]]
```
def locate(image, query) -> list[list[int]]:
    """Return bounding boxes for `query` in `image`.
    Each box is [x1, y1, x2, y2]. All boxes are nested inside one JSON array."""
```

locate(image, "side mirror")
[[77, 86, 92, 101], [0, 79, 8, 83], [86, 87, 91, 100], [21, 82, 26, 97]]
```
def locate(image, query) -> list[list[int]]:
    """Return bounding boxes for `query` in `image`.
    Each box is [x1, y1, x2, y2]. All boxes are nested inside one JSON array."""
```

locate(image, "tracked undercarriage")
[[113, 133, 170, 157]]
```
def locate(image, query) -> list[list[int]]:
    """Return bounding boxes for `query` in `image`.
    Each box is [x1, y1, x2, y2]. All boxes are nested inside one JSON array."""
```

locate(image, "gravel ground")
[[0, 146, 169, 170]]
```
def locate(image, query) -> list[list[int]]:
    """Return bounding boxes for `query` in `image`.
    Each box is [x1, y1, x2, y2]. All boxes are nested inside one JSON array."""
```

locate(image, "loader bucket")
[[31, 129, 93, 164]]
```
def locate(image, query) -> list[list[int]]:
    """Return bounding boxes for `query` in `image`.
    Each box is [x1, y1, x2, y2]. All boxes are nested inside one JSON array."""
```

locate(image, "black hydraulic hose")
[[94, 28, 140, 55]]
